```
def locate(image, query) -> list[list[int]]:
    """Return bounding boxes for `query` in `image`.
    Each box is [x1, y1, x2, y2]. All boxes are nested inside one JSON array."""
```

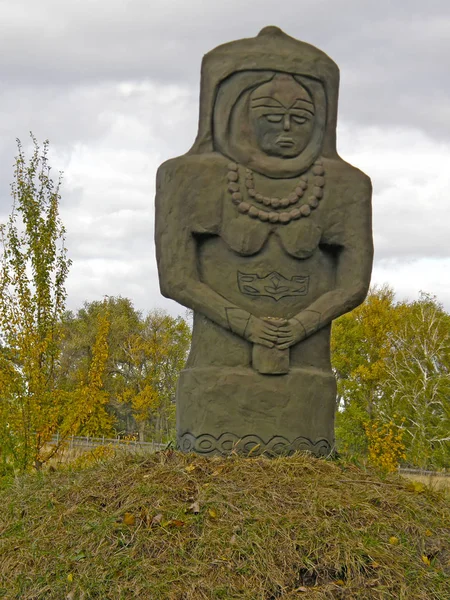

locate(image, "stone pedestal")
[[177, 365, 336, 456]]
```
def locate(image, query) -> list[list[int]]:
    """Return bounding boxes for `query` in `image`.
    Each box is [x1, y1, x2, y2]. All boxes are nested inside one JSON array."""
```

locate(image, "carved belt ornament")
[[238, 271, 309, 301]]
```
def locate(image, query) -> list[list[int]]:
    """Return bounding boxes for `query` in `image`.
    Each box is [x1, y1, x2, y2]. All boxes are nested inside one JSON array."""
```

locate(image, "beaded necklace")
[[227, 160, 325, 224]]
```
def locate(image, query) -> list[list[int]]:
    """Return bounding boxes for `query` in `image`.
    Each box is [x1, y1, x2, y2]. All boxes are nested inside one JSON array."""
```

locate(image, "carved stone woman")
[[155, 27, 373, 456]]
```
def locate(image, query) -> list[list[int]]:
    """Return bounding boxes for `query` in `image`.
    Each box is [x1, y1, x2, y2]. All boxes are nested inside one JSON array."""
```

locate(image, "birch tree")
[[382, 294, 450, 468]]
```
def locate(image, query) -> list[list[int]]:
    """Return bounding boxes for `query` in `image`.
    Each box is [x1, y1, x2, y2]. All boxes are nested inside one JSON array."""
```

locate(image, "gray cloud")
[[1, 0, 450, 312], [1, 0, 450, 137]]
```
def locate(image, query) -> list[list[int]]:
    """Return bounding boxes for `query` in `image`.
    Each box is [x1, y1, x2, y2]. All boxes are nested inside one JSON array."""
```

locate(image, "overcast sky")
[[1, 0, 449, 316]]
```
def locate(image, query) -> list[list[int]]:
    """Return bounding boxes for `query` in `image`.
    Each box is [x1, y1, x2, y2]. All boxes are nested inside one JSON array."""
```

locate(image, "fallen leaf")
[[188, 501, 200, 514], [208, 508, 218, 519], [408, 481, 425, 494], [67, 573, 73, 583], [421, 555, 431, 566], [211, 466, 224, 477], [151, 513, 163, 526], [294, 587, 308, 593], [123, 513, 136, 526], [185, 464, 196, 473], [163, 519, 185, 528], [425, 529, 432, 537], [370, 562, 381, 569], [171, 519, 185, 528], [335, 579, 345, 586], [389, 536, 399, 545]]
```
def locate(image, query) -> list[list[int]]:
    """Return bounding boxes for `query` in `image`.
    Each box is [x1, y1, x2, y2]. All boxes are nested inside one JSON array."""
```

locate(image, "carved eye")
[[292, 115, 309, 124], [264, 114, 283, 123]]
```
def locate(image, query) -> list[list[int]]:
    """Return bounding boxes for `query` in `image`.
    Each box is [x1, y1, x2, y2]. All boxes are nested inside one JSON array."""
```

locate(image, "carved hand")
[[263, 317, 306, 350], [244, 315, 285, 348]]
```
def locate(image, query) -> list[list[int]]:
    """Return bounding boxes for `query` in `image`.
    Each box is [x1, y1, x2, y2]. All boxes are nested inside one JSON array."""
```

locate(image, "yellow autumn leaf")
[[67, 573, 73, 583], [185, 464, 196, 473], [421, 555, 431, 566], [123, 512, 136, 526], [425, 529, 432, 537], [409, 481, 425, 494], [389, 536, 399, 545], [211, 466, 224, 477], [208, 508, 218, 519]]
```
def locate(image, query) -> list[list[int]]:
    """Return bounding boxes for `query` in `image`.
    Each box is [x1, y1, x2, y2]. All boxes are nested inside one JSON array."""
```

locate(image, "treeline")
[[0, 137, 449, 475]]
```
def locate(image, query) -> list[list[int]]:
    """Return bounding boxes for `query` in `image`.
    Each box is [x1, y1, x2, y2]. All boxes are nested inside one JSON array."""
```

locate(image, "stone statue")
[[155, 26, 373, 456]]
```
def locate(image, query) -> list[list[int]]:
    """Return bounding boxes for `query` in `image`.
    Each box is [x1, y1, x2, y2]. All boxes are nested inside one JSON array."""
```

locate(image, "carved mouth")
[[276, 138, 295, 147]]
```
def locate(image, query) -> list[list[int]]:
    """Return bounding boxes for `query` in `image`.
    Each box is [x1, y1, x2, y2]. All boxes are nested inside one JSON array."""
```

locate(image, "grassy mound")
[[0, 451, 449, 599]]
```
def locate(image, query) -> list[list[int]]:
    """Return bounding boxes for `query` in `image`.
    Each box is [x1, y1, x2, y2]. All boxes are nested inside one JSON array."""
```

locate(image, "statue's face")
[[250, 74, 315, 158]]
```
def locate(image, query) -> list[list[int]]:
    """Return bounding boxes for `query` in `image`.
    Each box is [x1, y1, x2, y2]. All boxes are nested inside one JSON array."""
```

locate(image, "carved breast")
[[220, 197, 323, 259]]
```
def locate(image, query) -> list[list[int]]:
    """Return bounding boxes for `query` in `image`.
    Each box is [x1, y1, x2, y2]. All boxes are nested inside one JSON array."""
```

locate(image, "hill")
[[0, 451, 449, 599]]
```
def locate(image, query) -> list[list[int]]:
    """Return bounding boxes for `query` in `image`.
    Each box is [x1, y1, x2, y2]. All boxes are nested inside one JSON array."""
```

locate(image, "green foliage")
[[333, 285, 401, 455], [0, 135, 71, 473], [382, 294, 450, 468], [59, 298, 191, 442], [333, 287, 450, 469], [116, 309, 191, 442], [63, 300, 116, 439], [0, 136, 116, 475]]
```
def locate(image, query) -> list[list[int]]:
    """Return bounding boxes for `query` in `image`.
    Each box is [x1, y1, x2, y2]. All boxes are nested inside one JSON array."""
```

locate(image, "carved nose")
[[283, 114, 290, 130]]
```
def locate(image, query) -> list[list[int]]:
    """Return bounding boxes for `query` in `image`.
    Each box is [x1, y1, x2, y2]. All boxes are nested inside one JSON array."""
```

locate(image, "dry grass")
[[0, 451, 449, 600]]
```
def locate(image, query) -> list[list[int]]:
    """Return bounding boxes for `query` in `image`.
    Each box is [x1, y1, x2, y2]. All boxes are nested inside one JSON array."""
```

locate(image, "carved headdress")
[[188, 26, 340, 178]]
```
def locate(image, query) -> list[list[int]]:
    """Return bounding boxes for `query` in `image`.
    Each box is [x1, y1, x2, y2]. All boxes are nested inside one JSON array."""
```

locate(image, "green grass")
[[0, 451, 449, 599]]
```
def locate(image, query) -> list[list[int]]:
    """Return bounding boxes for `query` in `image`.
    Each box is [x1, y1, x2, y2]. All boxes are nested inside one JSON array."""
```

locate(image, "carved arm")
[[275, 174, 373, 349], [155, 163, 281, 349]]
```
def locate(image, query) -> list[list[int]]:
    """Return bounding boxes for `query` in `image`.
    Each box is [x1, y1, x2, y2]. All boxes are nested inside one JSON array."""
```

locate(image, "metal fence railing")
[[49, 434, 166, 452], [398, 467, 449, 478]]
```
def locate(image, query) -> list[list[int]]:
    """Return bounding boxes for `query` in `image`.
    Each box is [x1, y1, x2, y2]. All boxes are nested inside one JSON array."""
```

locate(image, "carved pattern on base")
[[178, 432, 332, 457]]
